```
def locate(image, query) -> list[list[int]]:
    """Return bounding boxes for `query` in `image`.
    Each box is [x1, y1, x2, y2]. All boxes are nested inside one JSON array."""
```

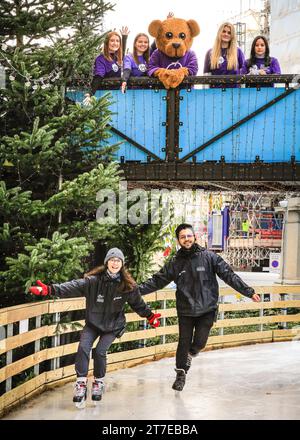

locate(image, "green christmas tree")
[[0, 0, 124, 306]]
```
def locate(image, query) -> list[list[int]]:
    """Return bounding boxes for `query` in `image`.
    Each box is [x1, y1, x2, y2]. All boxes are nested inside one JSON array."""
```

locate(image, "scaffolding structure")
[[229, 0, 271, 57], [222, 192, 285, 269]]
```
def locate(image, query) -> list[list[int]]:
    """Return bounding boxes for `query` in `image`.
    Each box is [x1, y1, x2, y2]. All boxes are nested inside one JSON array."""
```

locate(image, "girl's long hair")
[[133, 33, 150, 66], [210, 22, 238, 71], [103, 31, 122, 65], [248, 35, 271, 68], [85, 264, 136, 293]]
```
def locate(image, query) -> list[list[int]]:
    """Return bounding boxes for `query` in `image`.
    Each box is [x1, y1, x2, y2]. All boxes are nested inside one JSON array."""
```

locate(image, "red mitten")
[[29, 280, 50, 296], [147, 312, 161, 328]]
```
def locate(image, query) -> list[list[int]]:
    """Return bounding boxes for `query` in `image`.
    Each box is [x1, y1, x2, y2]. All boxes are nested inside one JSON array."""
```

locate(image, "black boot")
[[186, 353, 193, 372], [172, 368, 186, 391]]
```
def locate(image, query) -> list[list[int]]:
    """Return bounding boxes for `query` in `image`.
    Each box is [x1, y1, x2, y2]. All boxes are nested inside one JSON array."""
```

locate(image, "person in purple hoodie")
[[121, 33, 150, 93], [83, 27, 129, 104], [240, 35, 281, 78], [91, 31, 123, 95], [203, 22, 245, 88], [147, 17, 200, 89]]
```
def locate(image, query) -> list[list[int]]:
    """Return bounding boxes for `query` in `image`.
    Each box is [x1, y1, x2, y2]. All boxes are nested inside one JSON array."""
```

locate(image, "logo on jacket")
[[114, 296, 122, 300], [196, 266, 205, 272], [96, 294, 104, 303], [112, 63, 119, 72], [166, 61, 183, 70], [138, 63, 147, 72], [218, 56, 225, 65], [178, 270, 186, 277]]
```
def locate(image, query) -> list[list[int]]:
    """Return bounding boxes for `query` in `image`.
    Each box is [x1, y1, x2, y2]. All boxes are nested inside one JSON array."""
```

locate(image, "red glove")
[[147, 312, 161, 328], [29, 280, 51, 296]]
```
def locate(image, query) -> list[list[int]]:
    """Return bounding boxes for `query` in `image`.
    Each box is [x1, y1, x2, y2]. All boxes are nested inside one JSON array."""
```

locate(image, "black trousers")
[[75, 325, 116, 379], [176, 311, 215, 372]]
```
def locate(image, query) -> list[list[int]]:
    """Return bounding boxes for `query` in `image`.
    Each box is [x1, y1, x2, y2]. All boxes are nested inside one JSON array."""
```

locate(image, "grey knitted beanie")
[[104, 248, 125, 265]]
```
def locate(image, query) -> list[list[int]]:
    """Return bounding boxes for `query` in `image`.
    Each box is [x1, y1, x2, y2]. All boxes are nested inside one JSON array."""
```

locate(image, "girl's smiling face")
[[135, 36, 149, 54], [108, 35, 121, 53]]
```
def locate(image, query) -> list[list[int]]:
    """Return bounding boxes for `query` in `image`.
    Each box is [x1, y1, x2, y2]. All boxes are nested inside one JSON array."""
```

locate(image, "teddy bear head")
[[148, 17, 200, 58]]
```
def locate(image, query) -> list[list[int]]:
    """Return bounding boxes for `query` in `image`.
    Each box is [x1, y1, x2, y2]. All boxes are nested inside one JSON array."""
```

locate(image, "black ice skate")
[[91, 380, 105, 403], [73, 380, 87, 409], [186, 353, 193, 372], [172, 368, 186, 391]]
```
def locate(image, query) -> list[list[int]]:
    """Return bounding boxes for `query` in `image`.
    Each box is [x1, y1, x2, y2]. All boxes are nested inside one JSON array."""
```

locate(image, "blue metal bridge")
[[67, 75, 300, 189]]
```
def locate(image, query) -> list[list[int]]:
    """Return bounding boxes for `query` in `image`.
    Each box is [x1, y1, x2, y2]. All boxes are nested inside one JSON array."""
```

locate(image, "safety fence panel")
[[67, 89, 167, 161], [179, 87, 300, 163]]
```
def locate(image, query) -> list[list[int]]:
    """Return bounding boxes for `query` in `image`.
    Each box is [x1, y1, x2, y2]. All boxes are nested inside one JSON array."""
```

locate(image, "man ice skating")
[[139, 223, 260, 391]]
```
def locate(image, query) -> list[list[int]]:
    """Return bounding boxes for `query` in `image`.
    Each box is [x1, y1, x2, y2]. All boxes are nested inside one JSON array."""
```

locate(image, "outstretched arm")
[[139, 261, 175, 295], [127, 288, 161, 327], [29, 278, 89, 298], [212, 253, 260, 302]]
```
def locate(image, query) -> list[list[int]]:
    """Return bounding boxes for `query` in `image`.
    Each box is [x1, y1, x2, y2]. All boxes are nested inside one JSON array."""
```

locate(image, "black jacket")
[[139, 244, 254, 317], [51, 272, 152, 336]]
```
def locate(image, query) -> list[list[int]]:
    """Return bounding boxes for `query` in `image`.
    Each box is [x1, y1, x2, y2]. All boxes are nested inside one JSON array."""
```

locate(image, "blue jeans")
[[75, 325, 116, 378]]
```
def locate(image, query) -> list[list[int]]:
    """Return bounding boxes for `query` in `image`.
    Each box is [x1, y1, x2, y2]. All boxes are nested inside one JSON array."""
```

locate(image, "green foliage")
[[0, 1, 125, 307], [106, 222, 169, 284], [1, 231, 92, 296]]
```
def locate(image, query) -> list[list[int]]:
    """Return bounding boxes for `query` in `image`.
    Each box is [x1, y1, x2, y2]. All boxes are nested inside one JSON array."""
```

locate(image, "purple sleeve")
[[94, 55, 107, 77], [147, 50, 161, 77], [240, 59, 249, 75], [203, 49, 211, 74], [123, 54, 133, 71], [186, 51, 198, 75], [270, 57, 281, 74], [237, 48, 246, 73]]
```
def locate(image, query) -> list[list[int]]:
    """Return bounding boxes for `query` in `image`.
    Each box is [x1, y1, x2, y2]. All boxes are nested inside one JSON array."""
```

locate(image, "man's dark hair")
[[175, 223, 195, 239]]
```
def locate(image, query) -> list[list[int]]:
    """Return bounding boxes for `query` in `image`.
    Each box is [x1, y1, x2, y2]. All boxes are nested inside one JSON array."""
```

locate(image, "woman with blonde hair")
[[203, 22, 245, 85]]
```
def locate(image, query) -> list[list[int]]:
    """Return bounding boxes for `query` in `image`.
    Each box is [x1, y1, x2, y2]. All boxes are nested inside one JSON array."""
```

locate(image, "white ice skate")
[[73, 380, 87, 409], [91, 380, 105, 405]]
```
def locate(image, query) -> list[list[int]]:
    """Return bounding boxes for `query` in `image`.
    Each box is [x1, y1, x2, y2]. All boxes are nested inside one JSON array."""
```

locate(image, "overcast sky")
[[104, 0, 263, 69]]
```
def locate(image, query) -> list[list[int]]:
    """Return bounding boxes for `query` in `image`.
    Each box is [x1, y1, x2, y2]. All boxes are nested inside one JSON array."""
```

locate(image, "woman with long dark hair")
[[29, 248, 160, 408], [241, 35, 281, 75]]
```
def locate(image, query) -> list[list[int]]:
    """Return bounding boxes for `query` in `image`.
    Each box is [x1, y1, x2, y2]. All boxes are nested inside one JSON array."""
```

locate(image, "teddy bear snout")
[[172, 42, 181, 49]]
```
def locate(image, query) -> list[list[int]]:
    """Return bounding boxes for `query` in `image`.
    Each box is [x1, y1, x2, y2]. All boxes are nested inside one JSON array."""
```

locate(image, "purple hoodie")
[[203, 47, 245, 75], [240, 56, 281, 75], [93, 53, 121, 78], [148, 49, 198, 77], [123, 53, 148, 77]]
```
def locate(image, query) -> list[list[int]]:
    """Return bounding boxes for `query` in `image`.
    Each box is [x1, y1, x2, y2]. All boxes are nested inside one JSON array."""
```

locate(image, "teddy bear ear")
[[148, 20, 162, 38], [187, 20, 200, 37]]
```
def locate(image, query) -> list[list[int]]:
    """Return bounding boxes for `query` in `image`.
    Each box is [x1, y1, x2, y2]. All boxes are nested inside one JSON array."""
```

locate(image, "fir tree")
[[0, 0, 123, 306]]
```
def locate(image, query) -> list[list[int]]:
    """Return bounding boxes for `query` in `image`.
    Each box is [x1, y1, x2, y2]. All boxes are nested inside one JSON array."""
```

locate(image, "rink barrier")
[[0, 285, 300, 416]]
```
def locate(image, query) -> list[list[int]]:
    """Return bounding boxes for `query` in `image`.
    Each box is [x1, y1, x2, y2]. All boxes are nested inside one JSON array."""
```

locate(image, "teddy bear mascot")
[[148, 17, 200, 89]]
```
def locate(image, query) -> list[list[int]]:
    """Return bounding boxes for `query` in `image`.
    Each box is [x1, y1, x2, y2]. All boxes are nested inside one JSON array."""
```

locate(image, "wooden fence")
[[1, 285, 300, 417]]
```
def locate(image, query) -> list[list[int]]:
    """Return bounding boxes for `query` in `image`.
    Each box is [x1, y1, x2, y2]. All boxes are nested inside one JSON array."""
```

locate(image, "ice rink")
[[3, 341, 300, 420]]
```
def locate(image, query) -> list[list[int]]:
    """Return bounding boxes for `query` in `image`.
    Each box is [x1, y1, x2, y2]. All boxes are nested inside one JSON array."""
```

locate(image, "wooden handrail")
[[0, 285, 299, 417]]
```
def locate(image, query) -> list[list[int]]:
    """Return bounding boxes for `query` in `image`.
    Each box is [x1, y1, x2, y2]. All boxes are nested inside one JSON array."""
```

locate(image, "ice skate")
[[73, 380, 87, 409], [91, 379, 105, 404], [172, 368, 186, 392], [186, 353, 193, 372]]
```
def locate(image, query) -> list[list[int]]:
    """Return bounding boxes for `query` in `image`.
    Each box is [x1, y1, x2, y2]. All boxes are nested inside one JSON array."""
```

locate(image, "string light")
[[0, 44, 62, 92]]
